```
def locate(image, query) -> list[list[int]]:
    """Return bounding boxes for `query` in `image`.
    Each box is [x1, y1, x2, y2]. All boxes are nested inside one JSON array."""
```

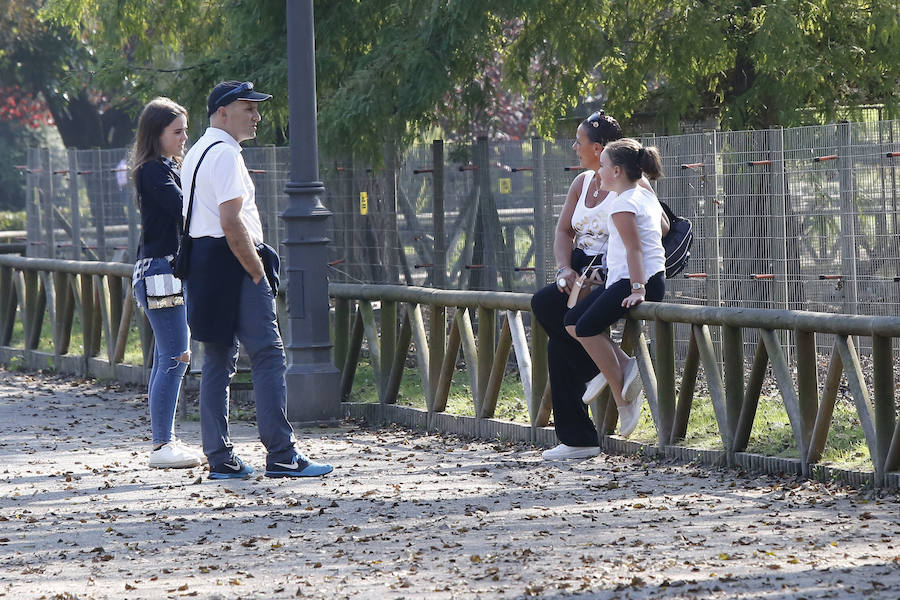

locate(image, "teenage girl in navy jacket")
[[130, 98, 203, 469]]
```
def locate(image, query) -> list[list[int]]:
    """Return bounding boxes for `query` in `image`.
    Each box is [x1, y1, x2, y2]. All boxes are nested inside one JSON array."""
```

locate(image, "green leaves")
[[31, 0, 900, 155]]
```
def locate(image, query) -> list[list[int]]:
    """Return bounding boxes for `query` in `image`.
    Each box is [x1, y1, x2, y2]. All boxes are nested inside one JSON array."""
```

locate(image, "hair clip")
[[591, 120, 599, 128]]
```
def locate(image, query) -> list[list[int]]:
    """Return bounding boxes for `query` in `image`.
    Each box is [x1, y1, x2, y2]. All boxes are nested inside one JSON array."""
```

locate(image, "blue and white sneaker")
[[265, 453, 333, 478], [208, 455, 254, 480]]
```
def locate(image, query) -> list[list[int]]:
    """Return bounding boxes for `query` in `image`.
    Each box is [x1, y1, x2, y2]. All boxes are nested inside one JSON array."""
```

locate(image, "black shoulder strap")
[[658, 199, 678, 223], [183, 141, 224, 236]]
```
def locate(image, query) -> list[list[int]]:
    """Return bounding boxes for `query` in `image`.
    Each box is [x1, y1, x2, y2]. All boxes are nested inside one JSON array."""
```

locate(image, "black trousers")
[[530, 252, 601, 448]]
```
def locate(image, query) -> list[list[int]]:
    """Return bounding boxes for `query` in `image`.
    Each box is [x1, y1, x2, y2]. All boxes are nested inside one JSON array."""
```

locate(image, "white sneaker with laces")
[[617, 392, 645, 438], [582, 372, 608, 405], [541, 443, 601, 461], [149, 442, 203, 469], [622, 357, 643, 405]]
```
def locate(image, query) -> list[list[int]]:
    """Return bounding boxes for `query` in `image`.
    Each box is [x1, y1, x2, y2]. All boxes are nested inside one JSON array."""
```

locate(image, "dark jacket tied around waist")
[[186, 237, 280, 346]]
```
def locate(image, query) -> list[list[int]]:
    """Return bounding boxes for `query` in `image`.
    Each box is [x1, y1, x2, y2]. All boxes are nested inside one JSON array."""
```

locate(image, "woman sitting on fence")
[[130, 98, 203, 469], [530, 111, 649, 461], [565, 138, 667, 438]]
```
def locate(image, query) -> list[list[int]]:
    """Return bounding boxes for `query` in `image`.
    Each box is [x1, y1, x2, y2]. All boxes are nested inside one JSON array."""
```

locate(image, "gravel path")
[[1, 369, 898, 600]]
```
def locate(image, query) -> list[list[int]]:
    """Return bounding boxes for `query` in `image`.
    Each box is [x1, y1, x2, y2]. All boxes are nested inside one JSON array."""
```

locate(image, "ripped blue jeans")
[[134, 258, 190, 446]]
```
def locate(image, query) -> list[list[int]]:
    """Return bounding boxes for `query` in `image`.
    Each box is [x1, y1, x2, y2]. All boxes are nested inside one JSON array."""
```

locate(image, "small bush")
[[0, 210, 26, 231]]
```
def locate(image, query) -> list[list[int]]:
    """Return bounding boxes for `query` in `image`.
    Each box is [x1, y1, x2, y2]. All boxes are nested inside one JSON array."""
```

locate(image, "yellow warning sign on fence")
[[359, 191, 369, 215], [498, 178, 512, 194]]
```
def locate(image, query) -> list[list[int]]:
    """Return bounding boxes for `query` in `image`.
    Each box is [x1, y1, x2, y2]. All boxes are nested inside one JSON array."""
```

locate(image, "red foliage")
[[0, 87, 54, 129]]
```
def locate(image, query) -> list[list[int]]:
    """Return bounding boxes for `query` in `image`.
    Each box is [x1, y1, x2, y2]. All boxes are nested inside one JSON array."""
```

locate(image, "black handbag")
[[170, 141, 223, 279], [659, 199, 693, 278]]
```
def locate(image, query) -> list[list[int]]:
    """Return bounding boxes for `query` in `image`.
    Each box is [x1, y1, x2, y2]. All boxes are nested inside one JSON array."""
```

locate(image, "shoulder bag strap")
[[183, 141, 224, 237]]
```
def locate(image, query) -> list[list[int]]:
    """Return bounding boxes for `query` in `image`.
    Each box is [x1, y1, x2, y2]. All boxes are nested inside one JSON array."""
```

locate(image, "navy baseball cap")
[[207, 81, 272, 116]]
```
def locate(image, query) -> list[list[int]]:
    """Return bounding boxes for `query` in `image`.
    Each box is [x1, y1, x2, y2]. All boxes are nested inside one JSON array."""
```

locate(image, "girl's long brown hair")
[[130, 97, 188, 201]]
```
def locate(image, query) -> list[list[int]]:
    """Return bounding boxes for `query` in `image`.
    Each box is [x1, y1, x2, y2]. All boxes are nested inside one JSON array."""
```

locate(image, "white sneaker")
[[541, 444, 601, 461], [171, 440, 207, 465], [622, 357, 643, 405], [617, 392, 645, 438], [149, 442, 203, 469], [582, 372, 608, 405]]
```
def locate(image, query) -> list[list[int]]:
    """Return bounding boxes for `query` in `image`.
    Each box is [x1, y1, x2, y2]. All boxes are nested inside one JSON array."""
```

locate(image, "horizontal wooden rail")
[[0, 254, 132, 277]]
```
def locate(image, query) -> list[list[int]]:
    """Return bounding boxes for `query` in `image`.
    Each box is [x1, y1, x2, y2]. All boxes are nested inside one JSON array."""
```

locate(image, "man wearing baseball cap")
[[180, 80, 333, 480]]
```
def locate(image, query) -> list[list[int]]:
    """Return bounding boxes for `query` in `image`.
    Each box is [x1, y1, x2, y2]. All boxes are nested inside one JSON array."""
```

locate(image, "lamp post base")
[[285, 363, 342, 427]]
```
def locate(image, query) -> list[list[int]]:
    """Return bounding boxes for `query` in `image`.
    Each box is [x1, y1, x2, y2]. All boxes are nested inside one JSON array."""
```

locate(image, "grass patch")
[[6, 304, 147, 366], [348, 359, 531, 423], [626, 392, 872, 470]]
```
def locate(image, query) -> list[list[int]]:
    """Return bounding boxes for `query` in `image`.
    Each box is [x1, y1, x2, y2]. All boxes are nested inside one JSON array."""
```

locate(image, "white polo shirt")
[[181, 127, 264, 244]]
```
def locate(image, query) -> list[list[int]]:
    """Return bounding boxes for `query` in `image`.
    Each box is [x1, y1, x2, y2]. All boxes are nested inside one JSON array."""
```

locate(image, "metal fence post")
[[769, 128, 790, 299], [532, 137, 548, 288], [838, 122, 859, 317], [702, 132, 721, 308], [432, 140, 446, 289], [42, 148, 55, 259], [68, 151, 82, 261]]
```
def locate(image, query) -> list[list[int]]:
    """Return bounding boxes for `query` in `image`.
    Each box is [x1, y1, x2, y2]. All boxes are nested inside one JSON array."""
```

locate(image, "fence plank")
[[529, 320, 548, 425], [79, 274, 96, 358], [480, 316, 511, 419], [835, 335, 880, 476], [429, 306, 446, 408], [694, 324, 732, 451], [383, 306, 412, 405], [507, 310, 532, 410], [433, 312, 461, 413], [359, 300, 381, 398], [761, 328, 810, 460], [671, 332, 700, 444], [93, 275, 114, 363], [333, 297, 351, 372], [457, 308, 479, 414], [795, 329, 820, 453], [872, 334, 895, 484], [0, 266, 14, 345], [380, 300, 398, 400], [24, 270, 45, 350], [722, 326, 743, 438], [807, 344, 843, 464], [112, 292, 134, 364], [476, 306, 495, 415], [630, 321, 660, 433], [409, 303, 431, 407], [734, 338, 769, 452], [655, 319, 676, 446], [53, 272, 74, 355], [340, 307, 365, 401]]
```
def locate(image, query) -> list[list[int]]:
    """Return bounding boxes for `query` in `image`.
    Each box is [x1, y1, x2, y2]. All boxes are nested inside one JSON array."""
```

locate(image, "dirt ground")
[[0, 369, 898, 600]]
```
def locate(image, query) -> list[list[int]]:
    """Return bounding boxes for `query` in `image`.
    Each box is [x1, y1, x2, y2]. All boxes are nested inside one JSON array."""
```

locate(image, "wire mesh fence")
[[24, 119, 900, 357]]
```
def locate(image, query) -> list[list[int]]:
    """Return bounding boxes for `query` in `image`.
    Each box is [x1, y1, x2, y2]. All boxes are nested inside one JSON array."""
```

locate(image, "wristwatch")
[[632, 282, 646, 291]]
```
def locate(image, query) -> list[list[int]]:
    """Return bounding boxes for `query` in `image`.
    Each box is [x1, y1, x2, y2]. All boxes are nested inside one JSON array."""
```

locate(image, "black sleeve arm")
[[139, 161, 184, 220]]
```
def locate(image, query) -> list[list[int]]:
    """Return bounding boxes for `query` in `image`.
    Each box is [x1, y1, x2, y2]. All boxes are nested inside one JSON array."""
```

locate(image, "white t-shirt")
[[605, 186, 666, 286], [180, 127, 264, 244], [571, 170, 615, 260]]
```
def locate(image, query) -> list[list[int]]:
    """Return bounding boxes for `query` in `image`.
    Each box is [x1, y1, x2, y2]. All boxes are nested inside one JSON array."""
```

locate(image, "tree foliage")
[[36, 0, 900, 157], [507, 0, 899, 132], [0, 0, 138, 148]]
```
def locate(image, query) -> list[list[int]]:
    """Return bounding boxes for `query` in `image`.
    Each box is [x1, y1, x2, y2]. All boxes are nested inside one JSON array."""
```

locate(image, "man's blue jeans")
[[199, 275, 296, 467], [134, 259, 190, 446]]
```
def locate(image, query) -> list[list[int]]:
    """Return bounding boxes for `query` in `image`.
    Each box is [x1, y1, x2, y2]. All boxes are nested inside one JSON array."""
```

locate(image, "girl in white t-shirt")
[[564, 138, 667, 438]]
